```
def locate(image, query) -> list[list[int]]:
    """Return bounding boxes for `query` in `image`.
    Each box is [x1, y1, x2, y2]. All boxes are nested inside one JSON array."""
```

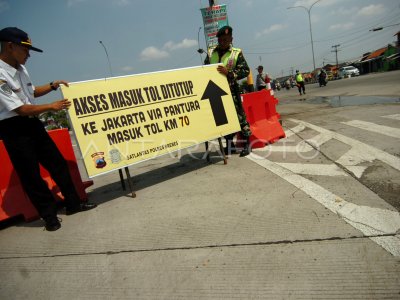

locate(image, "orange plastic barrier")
[[0, 129, 93, 222], [241, 89, 285, 149]]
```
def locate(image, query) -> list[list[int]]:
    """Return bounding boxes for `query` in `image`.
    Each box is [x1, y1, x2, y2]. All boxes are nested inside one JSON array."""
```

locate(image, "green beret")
[[216, 26, 232, 37]]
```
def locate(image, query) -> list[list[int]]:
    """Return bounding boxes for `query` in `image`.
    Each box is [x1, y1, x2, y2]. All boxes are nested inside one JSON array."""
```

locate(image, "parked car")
[[338, 66, 360, 78]]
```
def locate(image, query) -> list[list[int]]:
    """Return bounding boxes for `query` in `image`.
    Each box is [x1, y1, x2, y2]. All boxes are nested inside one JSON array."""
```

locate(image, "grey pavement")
[[0, 71, 400, 299]]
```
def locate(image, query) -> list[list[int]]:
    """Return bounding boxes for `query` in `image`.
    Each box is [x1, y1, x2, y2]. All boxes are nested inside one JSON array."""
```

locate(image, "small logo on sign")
[[91, 152, 107, 169], [109, 149, 122, 164]]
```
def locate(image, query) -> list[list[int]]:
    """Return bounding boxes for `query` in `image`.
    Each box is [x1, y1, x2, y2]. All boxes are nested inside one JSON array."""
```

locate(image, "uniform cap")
[[0, 27, 43, 52], [216, 26, 232, 37]]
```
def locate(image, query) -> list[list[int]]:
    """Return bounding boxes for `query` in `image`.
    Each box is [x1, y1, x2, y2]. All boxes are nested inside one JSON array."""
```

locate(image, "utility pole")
[[332, 44, 340, 70]]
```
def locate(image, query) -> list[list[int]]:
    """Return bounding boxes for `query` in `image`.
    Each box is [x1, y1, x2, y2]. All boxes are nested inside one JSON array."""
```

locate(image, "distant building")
[[356, 44, 398, 74], [392, 31, 400, 69]]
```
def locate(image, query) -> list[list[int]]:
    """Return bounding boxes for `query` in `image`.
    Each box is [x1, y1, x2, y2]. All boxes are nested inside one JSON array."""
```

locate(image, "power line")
[[314, 12, 400, 43]]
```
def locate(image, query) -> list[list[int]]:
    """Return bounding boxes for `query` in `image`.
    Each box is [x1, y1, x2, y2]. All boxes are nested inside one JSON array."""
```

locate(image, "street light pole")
[[370, 22, 400, 31], [287, 0, 321, 72], [99, 41, 113, 77]]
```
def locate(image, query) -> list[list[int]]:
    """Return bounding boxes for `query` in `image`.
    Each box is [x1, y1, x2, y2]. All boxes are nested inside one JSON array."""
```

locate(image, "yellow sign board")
[[61, 65, 240, 177]]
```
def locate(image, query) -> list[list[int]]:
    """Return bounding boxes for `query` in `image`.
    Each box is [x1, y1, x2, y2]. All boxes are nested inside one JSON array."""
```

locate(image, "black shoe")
[[45, 217, 61, 231], [66, 202, 97, 216], [239, 148, 250, 157], [239, 138, 251, 157]]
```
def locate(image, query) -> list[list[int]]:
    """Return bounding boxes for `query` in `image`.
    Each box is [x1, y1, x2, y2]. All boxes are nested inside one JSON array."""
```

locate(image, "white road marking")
[[382, 114, 400, 121], [265, 132, 333, 153], [289, 119, 400, 172], [309, 132, 334, 147], [345, 166, 368, 179], [336, 148, 375, 168], [283, 123, 306, 138], [342, 120, 400, 139], [264, 143, 314, 153], [263, 123, 371, 179], [276, 163, 348, 176], [263, 119, 399, 178], [247, 153, 400, 256]]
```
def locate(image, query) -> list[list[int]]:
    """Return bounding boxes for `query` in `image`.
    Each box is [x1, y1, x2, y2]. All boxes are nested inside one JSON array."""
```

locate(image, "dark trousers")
[[224, 89, 251, 150], [297, 81, 305, 94], [0, 116, 81, 220]]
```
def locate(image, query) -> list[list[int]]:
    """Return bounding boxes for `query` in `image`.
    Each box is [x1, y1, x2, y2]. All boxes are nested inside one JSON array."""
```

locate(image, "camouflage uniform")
[[204, 45, 252, 138]]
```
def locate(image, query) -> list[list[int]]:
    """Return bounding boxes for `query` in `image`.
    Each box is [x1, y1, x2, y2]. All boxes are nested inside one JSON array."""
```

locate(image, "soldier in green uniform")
[[204, 25, 251, 157]]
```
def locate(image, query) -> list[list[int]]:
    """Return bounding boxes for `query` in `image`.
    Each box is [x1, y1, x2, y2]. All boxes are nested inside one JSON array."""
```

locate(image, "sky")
[[1, 0, 399, 103]]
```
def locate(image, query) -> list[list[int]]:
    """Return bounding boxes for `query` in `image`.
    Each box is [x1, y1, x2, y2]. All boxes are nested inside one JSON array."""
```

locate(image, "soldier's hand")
[[217, 65, 228, 76]]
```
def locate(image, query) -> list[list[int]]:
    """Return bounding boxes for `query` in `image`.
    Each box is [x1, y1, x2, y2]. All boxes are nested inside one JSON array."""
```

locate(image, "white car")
[[338, 66, 360, 78]]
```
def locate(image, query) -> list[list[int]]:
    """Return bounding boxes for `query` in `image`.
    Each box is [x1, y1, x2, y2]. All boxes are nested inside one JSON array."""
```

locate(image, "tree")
[[40, 110, 70, 130]]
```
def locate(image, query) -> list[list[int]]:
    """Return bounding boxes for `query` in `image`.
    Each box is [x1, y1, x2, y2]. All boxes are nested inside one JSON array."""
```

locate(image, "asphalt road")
[[278, 70, 400, 100], [0, 70, 399, 299], [274, 70, 400, 212]]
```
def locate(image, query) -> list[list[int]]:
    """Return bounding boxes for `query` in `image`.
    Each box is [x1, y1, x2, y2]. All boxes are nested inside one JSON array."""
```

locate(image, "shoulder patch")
[[0, 82, 13, 96]]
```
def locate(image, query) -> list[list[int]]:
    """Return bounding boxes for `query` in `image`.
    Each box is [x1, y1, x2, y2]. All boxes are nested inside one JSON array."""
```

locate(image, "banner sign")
[[200, 4, 228, 49], [61, 65, 240, 178]]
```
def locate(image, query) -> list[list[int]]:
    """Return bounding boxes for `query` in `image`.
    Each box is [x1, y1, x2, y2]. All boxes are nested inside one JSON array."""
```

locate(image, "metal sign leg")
[[118, 168, 135, 197], [205, 141, 210, 162], [217, 137, 227, 164], [118, 169, 126, 190], [124, 167, 136, 198], [205, 139, 227, 164]]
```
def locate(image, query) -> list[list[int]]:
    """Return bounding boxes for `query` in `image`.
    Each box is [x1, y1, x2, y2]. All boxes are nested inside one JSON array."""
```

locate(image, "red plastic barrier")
[[0, 129, 93, 222], [241, 89, 285, 149], [0, 142, 36, 221]]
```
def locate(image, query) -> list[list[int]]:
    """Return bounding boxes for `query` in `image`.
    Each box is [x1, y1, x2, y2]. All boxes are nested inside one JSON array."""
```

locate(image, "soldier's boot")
[[239, 138, 251, 157]]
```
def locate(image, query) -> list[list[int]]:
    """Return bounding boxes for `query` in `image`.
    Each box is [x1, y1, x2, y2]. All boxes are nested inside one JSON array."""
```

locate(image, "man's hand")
[[14, 99, 71, 116], [34, 80, 70, 98], [51, 99, 71, 111], [52, 80, 69, 89]]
